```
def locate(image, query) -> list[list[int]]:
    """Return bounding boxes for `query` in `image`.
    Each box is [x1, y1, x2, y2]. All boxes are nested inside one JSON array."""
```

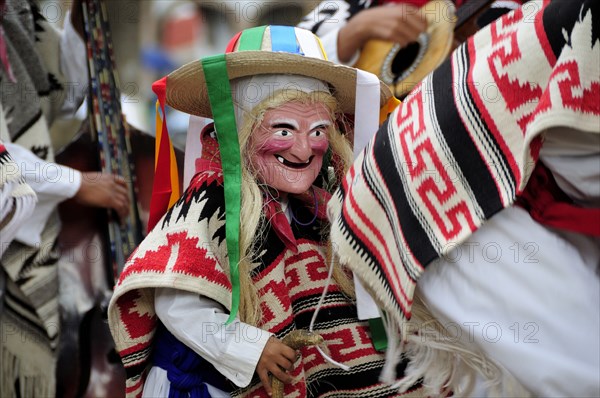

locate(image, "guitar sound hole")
[[391, 42, 421, 80]]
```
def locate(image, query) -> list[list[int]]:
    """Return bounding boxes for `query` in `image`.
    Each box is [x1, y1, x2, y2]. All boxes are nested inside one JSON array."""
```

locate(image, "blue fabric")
[[152, 324, 232, 397], [270, 26, 301, 54]]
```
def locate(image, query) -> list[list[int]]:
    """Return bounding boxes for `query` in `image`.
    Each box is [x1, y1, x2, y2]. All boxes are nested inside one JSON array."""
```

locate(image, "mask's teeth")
[[276, 155, 285, 164]]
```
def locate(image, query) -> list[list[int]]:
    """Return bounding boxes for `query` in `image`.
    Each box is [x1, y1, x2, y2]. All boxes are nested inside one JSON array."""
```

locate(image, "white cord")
[[308, 251, 351, 371]]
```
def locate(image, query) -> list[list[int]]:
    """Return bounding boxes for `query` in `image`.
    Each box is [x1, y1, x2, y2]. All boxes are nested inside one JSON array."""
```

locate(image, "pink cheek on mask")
[[256, 138, 293, 155], [311, 140, 329, 155]]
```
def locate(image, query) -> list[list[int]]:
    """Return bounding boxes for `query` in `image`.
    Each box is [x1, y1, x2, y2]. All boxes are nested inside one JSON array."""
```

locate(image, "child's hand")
[[256, 336, 297, 396]]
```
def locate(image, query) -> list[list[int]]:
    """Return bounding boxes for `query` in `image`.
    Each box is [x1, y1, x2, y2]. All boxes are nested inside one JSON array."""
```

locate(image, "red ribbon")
[[517, 163, 600, 237]]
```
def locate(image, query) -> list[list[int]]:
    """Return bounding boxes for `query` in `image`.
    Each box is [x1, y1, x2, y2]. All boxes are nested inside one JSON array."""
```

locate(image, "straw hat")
[[164, 25, 393, 116]]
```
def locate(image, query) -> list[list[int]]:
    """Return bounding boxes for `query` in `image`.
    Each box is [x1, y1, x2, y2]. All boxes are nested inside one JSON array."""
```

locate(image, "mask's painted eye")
[[310, 128, 327, 138], [274, 130, 292, 137]]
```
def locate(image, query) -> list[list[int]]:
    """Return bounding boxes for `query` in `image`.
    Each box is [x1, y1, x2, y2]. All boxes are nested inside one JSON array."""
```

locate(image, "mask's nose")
[[289, 134, 312, 162]]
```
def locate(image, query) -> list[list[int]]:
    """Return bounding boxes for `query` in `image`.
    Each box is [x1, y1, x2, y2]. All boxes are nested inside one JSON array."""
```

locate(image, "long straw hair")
[[232, 88, 355, 326]]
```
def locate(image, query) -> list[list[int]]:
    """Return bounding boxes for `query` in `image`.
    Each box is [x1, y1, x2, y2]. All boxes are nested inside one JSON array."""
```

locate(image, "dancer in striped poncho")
[[328, 0, 599, 396]]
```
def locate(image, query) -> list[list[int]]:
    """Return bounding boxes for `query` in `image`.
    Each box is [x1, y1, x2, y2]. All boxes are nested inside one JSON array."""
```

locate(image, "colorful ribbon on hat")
[[226, 25, 328, 59], [149, 77, 180, 233]]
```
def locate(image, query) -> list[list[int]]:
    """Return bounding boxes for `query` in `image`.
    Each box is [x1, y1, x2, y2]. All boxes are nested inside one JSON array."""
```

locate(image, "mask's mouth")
[[274, 155, 314, 169]]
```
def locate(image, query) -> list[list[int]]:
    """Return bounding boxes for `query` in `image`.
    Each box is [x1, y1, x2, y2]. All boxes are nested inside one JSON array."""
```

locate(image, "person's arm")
[[155, 288, 295, 395], [336, 3, 427, 63], [539, 127, 600, 207], [298, 0, 427, 65], [154, 288, 270, 388], [3, 143, 129, 246], [4, 142, 80, 246], [297, 0, 364, 65]]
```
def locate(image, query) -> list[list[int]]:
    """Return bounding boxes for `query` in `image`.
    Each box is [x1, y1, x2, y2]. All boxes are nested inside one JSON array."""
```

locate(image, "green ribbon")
[[201, 54, 242, 324], [368, 317, 388, 352], [237, 26, 267, 51]]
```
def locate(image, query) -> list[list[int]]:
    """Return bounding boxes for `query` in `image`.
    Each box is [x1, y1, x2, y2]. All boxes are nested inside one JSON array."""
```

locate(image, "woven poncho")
[[0, 138, 36, 251], [0, 1, 73, 396]]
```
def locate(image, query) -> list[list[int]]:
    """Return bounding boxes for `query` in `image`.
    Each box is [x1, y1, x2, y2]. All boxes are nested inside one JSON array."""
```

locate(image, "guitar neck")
[[82, 0, 143, 284], [455, 0, 496, 29]]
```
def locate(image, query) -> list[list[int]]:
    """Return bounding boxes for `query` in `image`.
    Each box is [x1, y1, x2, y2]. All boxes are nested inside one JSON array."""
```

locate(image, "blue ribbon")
[[270, 26, 301, 54], [152, 325, 232, 397]]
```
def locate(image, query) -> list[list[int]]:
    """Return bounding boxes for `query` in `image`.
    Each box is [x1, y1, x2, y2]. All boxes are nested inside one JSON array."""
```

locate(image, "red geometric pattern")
[[119, 231, 230, 289], [536, 61, 600, 117], [117, 290, 156, 340], [555, 62, 600, 114], [343, 166, 413, 315], [397, 89, 477, 240], [488, 9, 545, 133]]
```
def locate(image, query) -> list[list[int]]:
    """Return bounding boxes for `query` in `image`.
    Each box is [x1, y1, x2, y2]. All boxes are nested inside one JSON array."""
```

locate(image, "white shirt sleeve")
[[154, 287, 273, 388], [59, 10, 88, 116], [318, 27, 361, 66], [418, 206, 600, 398], [4, 142, 81, 246], [297, 0, 360, 66], [539, 126, 600, 207], [417, 127, 600, 397]]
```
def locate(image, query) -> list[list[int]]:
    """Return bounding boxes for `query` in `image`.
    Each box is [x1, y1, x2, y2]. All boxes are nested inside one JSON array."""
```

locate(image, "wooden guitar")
[[354, 0, 495, 98]]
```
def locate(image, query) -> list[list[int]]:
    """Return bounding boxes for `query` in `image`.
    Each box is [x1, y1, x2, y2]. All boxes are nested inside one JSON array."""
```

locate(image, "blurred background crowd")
[[42, 0, 319, 150]]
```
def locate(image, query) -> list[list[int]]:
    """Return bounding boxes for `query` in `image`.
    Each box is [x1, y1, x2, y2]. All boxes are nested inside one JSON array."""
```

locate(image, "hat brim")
[[166, 51, 393, 117]]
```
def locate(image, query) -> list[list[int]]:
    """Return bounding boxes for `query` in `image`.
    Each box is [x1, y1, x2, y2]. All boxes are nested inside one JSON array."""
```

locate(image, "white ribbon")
[[352, 69, 384, 320]]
